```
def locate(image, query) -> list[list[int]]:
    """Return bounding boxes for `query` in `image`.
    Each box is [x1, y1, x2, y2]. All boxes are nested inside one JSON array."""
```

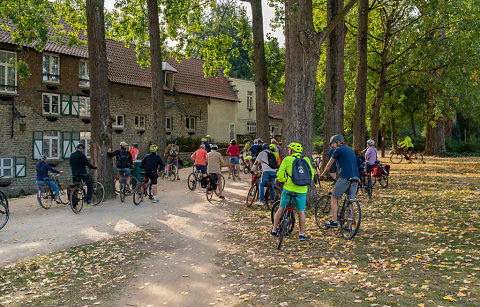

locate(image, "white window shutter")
[[62, 132, 72, 158], [33, 131, 43, 160], [61, 94, 71, 115], [71, 96, 79, 116]]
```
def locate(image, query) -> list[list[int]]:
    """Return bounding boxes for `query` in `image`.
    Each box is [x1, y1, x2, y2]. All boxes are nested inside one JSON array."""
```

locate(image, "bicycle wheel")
[[206, 186, 214, 202], [270, 200, 279, 224], [114, 175, 121, 193], [315, 195, 331, 229], [129, 176, 138, 192], [243, 164, 250, 174], [133, 184, 145, 205], [37, 186, 53, 209], [232, 168, 236, 181], [169, 166, 177, 181], [58, 185, 69, 205], [377, 175, 389, 188], [120, 178, 126, 203], [187, 173, 197, 191], [0, 192, 9, 230], [69, 188, 83, 214], [277, 212, 290, 250], [411, 151, 424, 163], [214, 174, 225, 196], [366, 177, 373, 199], [239, 160, 245, 172], [246, 185, 258, 207], [339, 200, 361, 240], [91, 182, 105, 206], [390, 153, 403, 164]]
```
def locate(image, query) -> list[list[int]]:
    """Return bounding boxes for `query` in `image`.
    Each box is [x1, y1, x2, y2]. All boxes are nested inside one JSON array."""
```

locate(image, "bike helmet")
[[201, 138, 207, 142], [206, 135, 212, 139], [366, 139, 375, 146], [262, 144, 269, 151], [149, 145, 158, 152], [120, 141, 128, 146], [269, 144, 276, 151], [132, 143, 138, 148], [211, 144, 218, 149], [257, 138, 263, 143], [244, 155, 253, 161], [243, 139, 248, 142], [329, 134, 344, 145], [288, 142, 303, 153], [76, 143, 85, 149], [38, 155, 47, 161], [172, 138, 177, 143]]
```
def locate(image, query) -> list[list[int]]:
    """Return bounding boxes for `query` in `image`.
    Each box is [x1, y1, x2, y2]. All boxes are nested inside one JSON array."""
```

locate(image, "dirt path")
[[0, 168, 250, 306]]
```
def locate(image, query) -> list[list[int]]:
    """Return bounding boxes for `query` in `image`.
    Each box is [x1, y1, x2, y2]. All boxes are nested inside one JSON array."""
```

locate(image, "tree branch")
[[319, 0, 358, 45]]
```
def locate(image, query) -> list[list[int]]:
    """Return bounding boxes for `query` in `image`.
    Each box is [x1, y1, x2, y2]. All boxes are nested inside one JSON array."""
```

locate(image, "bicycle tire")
[[120, 178, 126, 203], [206, 186, 214, 202], [0, 193, 9, 230], [243, 164, 250, 174], [133, 184, 145, 205], [239, 160, 245, 172], [37, 186, 52, 209], [91, 182, 105, 206], [390, 153, 403, 164], [187, 173, 197, 191], [232, 168, 236, 181], [411, 151, 424, 163], [366, 177, 373, 199], [169, 166, 177, 182], [270, 200, 279, 224], [69, 188, 83, 214], [339, 200, 361, 240], [378, 175, 389, 188], [246, 185, 258, 207], [114, 175, 121, 194], [277, 212, 290, 250], [315, 195, 331, 229], [214, 174, 225, 196], [128, 177, 138, 193], [58, 186, 69, 205]]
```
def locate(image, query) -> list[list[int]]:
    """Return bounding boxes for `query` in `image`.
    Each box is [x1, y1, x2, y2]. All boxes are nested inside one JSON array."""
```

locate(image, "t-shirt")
[[226, 145, 240, 158], [249, 144, 259, 157], [206, 151, 226, 174], [203, 141, 211, 153], [256, 150, 276, 172], [332, 145, 360, 179], [365, 146, 377, 165], [191, 148, 208, 165]]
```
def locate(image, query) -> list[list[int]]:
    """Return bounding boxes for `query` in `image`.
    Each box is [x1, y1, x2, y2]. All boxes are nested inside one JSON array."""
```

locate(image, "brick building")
[[0, 28, 238, 196]]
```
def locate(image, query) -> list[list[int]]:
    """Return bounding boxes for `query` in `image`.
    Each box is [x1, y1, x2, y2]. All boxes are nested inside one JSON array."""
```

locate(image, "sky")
[[103, 0, 285, 45]]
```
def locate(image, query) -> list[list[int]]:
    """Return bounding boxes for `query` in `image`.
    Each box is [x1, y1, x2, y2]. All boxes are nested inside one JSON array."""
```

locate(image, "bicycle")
[[358, 171, 373, 199], [241, 155, 252, 174], [390, 148, 424, 164], [205, 173, 223, 201], [0, 189, 9, 230], [246, 170, 281, 209], [187, 165, 202, 191], [229, 157, 239, 181], [270, 192, 297, 250], [315, 179, 362, 240], [372, 163, 389, 188], [68, 171, 105, 214], [133, 172, 153, 205], [37, 174, 69, 209], [115, 171, 137, 203], [168, 163, 179, 181]]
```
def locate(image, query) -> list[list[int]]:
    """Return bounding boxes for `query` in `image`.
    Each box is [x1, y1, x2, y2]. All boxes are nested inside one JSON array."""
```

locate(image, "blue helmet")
[[262, 144, 269, 151]]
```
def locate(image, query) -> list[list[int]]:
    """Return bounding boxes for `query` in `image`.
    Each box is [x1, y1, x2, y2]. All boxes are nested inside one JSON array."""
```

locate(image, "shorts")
[[196, 165, 207, 174], [329, 162, 337, 174], [407, 147, 414, 151], [117, 167, 131, 177], [145, 171, 158, 185], [279, 189, 306, 211], [229, 157, 239, 165], [332, 177, 358, 199], [167, 156, 178, 164]]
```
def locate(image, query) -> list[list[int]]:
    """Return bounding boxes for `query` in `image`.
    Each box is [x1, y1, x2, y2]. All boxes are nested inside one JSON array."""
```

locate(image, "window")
[[0, 158, 13, 178], [42, 93, 60, 115], [247, 122, 256, 134], [79, 60, 89, 87], [247, 91, 253, 110], [43, 131, 60, 159], [0, 50, 17, 93], [164, 71, 174, 89], [186, 117, 195, 130], [80, 132, 91, 158], [43, 54, 60, 83], [135, 115, 146, 129], [79, 97, 90, 117], [165, 117, 173, 130], [113, 115, 124, 128], [270, 124, 280, 135]]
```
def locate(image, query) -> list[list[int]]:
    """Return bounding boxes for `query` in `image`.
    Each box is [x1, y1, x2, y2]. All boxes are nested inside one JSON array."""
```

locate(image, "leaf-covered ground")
[[219, 156, 480, 306]]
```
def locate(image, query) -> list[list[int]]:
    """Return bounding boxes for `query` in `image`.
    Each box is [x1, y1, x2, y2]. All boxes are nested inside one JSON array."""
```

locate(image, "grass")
[[220, 156, 480, 306]]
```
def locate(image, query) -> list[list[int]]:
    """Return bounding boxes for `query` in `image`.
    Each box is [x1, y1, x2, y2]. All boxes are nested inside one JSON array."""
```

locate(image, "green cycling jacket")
[[276, 153, 315, 194]]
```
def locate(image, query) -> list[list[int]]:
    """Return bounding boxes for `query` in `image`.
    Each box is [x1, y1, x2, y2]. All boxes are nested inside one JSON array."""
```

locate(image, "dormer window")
[[0, 50, 17, 93], [164, 71, 174, 90], [43, 54, 60, 83]]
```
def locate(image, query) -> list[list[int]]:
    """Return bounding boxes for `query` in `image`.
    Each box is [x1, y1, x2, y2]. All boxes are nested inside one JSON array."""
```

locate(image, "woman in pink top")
[[226, 139, 241, 179], [191, 144, 208, 176]]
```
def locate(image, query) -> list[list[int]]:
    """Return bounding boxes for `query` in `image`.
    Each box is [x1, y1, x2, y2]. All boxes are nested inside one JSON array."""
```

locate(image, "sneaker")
[[269, 230, 278, 237], [152, 199, 159, 203], [323, 220, 338, 228], [55, 198, 62, 204], [87, 201, 94, 206], [299, 234, 307, 241], [219, 195, 225, 199], [255, 201, 264, 206]]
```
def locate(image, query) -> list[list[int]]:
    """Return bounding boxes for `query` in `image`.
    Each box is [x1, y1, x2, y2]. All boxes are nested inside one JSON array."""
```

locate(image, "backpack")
[[117, 150, 130, 168], [266, 151, 279, 169], [288, 156, 312, 186], [169, 145, 178, 157]]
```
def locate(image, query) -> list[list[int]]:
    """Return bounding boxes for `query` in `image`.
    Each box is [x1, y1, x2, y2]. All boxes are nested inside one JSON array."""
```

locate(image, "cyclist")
[[108, 141, 133, 192], [270, 142, 315, 241], [129, 143, 139, 161], [164, 138, 180, 180], [256, 138, 264, 156], [191, 144, 208, 178], [140, 145, 165, 203], [328, 143, 337, 181], [206, 144, 226, 199], [242, 138, 251, 156], [320, 135, 359, 228], [204, 135, 212, 153], [226, 139, 241, 180], [248, 139, 259, 169], [36, 155, 63, 204], [365, 139, 377, 173], [254, 144, 277, 206], [270, 144, 281, 165], [70, 143, 97, 206], [398, 134, 414, 163]]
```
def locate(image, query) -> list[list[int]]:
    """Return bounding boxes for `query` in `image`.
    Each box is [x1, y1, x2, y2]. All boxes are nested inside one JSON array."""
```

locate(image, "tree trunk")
[[410, 111, 416, 137], [352, 0, 368, 151], [147, 0, 166, 153], [249, 0, 269, 142], [425, 93, 446, 155], [86, 0, 114, 198], [390, 104, 398, 153]]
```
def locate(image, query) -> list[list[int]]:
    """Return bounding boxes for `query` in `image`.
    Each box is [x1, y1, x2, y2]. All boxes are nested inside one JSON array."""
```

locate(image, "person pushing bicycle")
[[270, 142, 315, 241], [320, 135, 359, 228], [36, 155, 63, 204]]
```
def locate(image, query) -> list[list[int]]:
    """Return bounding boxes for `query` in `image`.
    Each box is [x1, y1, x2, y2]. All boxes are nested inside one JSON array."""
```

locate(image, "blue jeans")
[[36, 180, 59, 197], [260, 171, 276, 202]]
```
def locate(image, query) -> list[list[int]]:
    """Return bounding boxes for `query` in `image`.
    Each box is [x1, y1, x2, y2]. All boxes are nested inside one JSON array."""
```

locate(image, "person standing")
[[70, 144, 97, 206], [129, 143, 140, 162], [140, 145, 165, 203], [206, 144, 226, 199], [365, 139, 377, 173]]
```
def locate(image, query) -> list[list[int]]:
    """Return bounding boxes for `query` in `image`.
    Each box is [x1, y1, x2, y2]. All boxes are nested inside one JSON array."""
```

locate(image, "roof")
[[0, 24, 238, 102], [269, 100, 283, 120]]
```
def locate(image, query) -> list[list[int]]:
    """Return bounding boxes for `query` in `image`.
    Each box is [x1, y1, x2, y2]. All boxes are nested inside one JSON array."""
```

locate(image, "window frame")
[[78, 60, 90, 87], [112, 115, 125, 128], [0, 157, 14, 178], [134, 115, 146, 130], [185, 116, 195, 131], [80, 132, 91, 158], [0, 50, 17, 93], [165, 116, 173, 131], [42, 53, 60, 83], [79, 96, 90, 117], [246, 91, 253, 110], [42, 93, 61, 116], [247, 122, 256, 134], [43, 131, 61, 160]]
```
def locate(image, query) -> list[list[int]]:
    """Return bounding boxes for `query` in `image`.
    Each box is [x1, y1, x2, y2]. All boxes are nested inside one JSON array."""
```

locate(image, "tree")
[[86, 0, 115, 198]]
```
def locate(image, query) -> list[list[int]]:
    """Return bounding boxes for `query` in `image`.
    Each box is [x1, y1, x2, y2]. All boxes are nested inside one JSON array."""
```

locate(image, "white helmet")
[[367, 139, 375, 146]]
